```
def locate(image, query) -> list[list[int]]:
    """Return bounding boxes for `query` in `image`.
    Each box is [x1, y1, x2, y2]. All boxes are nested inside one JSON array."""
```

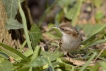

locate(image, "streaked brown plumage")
[[59, 23, 82, 53]]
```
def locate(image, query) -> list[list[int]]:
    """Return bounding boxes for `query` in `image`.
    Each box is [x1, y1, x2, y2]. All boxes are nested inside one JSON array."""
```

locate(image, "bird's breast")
[[61, 34, 81, 52]]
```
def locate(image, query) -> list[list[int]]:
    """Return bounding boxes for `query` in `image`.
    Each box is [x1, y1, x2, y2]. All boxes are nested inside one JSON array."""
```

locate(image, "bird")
[[59, 23, 82, 54]]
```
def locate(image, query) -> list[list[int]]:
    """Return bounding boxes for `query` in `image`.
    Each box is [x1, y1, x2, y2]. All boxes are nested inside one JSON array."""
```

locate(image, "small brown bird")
[[59, 23, 82, 54]]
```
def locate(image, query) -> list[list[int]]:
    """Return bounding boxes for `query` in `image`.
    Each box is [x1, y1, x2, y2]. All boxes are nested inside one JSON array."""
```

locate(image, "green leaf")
[[18, 68, 29, 71], [79, 52, 97, 71], [0, 57, 5, 63], [89, 39, 106, 47], [91, 0, 102, 8], [84, 39, 106, 49], [99, 61, 106, 70], [65, 2, 78, 20], [2, 0, 18, 18], [0, 60, 13, 71], [95, 11, 104, 21], [82, 24, 106, 44], [31, 46, 40, 61], [41, 50, 63, 61], [0, 47, 19, 60], [16, 49, 33, 61], [24, 57, 48, 67], [6, 18, 23, 30], [100, 50, 106, 57], [52, 27, 62, 37], [61, 0, 83, 26], [29, 24, 42, 49], [0, 42, 30, 61], [82, 24, 102, 37], [89, 63, 99, 71], [58, 63, 73, 71], [45, 27, 62, 40], [57, 0, 77, 20], [56, 58, 73, 71], [58, 0, 75, 7], [0, 52, 9, 59]]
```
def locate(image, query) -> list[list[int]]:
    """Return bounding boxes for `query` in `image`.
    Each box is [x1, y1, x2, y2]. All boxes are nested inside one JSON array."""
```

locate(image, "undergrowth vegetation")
[[0, 0, 106, 71]]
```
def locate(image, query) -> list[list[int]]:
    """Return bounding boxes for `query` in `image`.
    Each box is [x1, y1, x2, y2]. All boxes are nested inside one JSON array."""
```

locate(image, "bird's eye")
[[61, 28, 65, 31]]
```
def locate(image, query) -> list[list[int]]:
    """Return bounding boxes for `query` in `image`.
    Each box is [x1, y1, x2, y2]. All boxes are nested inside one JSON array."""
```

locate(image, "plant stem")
[[79, 52, 97, 71], [72, 0, 83, 26], [18, 0, 32, 50]]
